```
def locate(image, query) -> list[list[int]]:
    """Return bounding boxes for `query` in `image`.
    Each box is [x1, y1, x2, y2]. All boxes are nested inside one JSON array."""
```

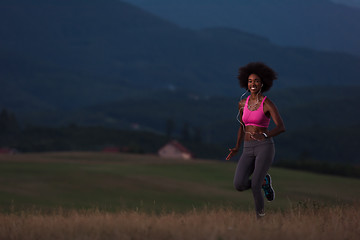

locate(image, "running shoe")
[[257, 212, 265, 219], [262, 174, 275, 201]]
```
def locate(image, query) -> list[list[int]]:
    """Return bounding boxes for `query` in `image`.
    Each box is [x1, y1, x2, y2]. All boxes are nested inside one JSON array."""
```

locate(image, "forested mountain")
[[1, 0, 359, 163], [1, 0, 360, 113], [124, 0, 360, 56], [15, 85, 358, 163]]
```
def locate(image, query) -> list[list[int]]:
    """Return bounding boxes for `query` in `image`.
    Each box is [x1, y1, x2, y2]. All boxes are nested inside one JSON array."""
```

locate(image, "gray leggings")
[[233, 138, 275, 214]]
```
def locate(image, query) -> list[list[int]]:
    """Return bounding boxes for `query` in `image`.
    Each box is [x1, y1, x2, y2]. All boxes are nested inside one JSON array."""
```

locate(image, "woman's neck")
[[250, 92, 262, 100]]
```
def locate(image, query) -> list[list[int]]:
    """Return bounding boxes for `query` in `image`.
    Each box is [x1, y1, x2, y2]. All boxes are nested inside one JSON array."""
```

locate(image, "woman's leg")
[[251, 142, 275, 215], [233, 147, 255, 191]]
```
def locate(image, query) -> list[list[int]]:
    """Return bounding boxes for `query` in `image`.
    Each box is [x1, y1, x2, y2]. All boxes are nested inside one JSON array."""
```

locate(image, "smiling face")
[[248, 74, 262, 93]]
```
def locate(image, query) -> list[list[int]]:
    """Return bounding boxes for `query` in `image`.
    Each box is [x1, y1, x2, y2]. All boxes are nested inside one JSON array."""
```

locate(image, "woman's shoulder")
[[264, 96, 277, 109], [264, 95, 272, 102], [238, 98, 247, 109]]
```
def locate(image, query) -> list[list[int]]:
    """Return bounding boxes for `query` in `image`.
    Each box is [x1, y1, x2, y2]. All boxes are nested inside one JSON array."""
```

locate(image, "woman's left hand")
[[250, 132, 266, 141]]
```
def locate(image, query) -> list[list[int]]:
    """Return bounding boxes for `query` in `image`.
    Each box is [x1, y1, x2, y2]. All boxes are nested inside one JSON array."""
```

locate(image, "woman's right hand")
[[226, 148, 239, 160]]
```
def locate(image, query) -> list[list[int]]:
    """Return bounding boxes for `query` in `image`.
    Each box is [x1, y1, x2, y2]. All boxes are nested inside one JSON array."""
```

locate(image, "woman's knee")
[[234, 183, 248, 191]]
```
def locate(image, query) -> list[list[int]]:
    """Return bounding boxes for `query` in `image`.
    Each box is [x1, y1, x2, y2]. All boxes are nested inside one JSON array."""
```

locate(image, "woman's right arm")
[[226, 101, 245, 160]]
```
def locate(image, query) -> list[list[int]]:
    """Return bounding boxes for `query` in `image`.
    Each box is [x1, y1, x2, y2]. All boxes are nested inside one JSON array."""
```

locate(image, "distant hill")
[[1, 0, 360, 113], [332, 0, 360, 8], [18, 86, 360, 163], [123, 0, 360, 56]]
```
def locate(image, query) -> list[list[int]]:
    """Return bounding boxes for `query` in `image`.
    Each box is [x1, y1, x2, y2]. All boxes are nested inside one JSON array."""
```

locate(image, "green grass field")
[[0, 152, 359, 213]]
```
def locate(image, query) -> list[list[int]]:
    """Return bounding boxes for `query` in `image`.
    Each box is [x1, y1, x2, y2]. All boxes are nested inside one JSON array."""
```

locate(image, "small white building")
[[158, 140, 193, 160]]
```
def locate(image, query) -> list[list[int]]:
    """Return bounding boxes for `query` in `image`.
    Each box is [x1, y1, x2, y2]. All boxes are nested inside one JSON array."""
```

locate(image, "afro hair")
[[238, 62, 277, 92]]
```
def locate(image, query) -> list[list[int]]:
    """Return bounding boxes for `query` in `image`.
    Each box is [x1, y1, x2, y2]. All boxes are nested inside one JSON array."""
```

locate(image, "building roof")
[[167, 140, 192, 155], [158, 140, 193, 157]]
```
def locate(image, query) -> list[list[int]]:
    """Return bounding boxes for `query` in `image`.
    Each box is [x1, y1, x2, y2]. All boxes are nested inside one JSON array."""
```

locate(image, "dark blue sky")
[[123, 0, 360, 56]]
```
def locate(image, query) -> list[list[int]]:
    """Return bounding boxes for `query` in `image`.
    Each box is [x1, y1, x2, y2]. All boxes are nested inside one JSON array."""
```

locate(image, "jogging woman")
[[226, 62, 285, 218]]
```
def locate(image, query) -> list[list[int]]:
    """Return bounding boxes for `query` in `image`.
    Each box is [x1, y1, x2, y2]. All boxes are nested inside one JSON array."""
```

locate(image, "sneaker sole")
[[265, 174, 275, 202]]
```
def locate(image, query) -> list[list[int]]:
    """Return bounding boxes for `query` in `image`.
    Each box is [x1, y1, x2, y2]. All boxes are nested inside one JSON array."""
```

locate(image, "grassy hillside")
[[0, 152, 359, 214]]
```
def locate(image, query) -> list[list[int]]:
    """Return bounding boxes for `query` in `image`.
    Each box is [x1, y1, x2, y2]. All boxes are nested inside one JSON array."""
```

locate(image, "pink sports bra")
[[242, 96, 270, 128]]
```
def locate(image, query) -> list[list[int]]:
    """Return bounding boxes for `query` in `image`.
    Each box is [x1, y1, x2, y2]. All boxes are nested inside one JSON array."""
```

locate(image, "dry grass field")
[[0, 152, 359, 239], [0, 204, 359, 240]]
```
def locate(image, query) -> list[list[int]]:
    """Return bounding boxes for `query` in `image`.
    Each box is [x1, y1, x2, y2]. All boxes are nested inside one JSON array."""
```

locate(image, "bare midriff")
[[244, 125, 268, 141]]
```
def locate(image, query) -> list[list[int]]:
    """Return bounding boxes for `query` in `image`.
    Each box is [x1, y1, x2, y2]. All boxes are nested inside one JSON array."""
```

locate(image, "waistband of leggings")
[[243, 138, 274, 148]]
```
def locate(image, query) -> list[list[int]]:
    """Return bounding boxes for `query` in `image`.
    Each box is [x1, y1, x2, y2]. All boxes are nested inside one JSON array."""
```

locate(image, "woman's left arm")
[[265, 98, 286, 138]]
